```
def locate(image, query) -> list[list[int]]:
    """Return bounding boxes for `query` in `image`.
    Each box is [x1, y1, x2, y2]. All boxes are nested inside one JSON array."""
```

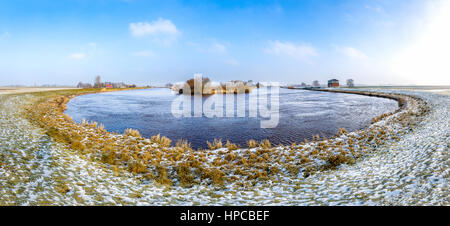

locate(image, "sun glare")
[[392, 0, 450, 85]]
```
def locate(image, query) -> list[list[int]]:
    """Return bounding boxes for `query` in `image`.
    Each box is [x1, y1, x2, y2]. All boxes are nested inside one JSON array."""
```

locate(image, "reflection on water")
[[65, 88, 398, 149]]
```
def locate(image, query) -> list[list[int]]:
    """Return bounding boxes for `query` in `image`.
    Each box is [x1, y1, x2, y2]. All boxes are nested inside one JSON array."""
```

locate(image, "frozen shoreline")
[[0, 88, 448, 205]]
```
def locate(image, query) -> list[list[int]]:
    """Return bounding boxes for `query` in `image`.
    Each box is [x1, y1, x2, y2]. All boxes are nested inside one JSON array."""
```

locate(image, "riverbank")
[[0, 87, 447, 205], [26, 88, 422, 186], [64, 87, 398, 149]]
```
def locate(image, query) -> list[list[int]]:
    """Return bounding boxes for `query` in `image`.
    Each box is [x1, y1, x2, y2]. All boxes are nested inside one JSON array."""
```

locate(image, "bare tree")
[[94, 75, 101, 88], [312, 80, 320, 87], [301, 82, 306, 87], [186, 76, 211, 94], [346, 79, 355, 87]]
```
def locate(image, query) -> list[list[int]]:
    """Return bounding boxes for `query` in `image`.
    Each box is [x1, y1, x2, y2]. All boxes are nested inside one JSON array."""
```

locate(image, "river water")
[[65, 88, 398, 149]]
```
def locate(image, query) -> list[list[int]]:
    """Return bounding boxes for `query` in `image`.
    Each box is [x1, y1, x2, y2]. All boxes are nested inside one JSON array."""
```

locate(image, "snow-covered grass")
[[0, 88, 447, 205]]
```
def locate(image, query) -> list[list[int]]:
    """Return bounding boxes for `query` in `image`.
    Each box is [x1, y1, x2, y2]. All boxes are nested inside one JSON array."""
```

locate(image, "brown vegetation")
[[23, 87, 428, 189], [206, 139, 223, 150]]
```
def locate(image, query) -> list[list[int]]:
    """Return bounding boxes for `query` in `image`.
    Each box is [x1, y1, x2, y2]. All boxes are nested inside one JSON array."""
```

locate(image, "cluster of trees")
[[173, 76, 256, 95], [186, 77, 211, 92], [346, 79, 355, 87], [76, 82, 93, 88], [77, 75, 136, 89], [312, 80, 320, 87], [94, 75, 102, 88]]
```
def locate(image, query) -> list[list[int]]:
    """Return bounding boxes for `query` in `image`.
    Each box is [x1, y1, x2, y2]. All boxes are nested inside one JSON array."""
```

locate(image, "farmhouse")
[[328, 79, 339, 88]]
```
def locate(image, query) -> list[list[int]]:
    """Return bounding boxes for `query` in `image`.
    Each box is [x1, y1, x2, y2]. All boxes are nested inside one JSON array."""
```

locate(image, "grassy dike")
[[21, 87, 429, 189]]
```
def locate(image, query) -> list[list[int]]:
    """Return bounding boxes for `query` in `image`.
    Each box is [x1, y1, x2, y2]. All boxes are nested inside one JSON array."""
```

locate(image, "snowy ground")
[[0, 89, 448, 205]]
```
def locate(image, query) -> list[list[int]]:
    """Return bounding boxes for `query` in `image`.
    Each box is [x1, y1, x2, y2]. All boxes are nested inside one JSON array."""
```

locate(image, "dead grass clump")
[[255, 149, 270, 155], [55, 184, 71, 194], [248, 153, 257, 163], [256, 171, 269, 180], [97, 123, 106, 132], [286, 164, 300, 176], [55, 96, 70, 110], [225, 140, 238, 150], [247, 139, 258, 148], [337, 128, 348, 136], [176, 139, 191, 150], [45, 127, 71, 143], [234, 167, 247, 176], [128, 160, 148, 174], [300, 155, 311, 164], [207, 139, 223, 150], [312, 134, 321, 142], [70, 139, 86, 151], [151, 134, 172, 147], [111, 165, 121, 176], [119, 149, 131, 162], [212, 157, 223, 166], [101, 144, 118, 164], [144, 172, 156, 180], [156, 165, 172, 186], [124, 128, 141, 138], [225, 152, 236, 162], [269, 166, 279, 175], [303, 166, 315, 178], [259, 139, 271, 149], [325, 151, 353, 169], [102, 151, 116, 164], [176, 163, 195, 187], [236, 156, 248, 166], [205, 168, 225, 186], [371, 112, 394, 124], [90, 121, 98, 129], [63, 114, 73, 122]]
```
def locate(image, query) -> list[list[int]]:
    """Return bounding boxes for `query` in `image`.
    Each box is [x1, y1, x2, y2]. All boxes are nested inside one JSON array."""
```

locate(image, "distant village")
[[77, 75, 137, 89], [76, 75, 355, 91], [287, 78, 355, 89]]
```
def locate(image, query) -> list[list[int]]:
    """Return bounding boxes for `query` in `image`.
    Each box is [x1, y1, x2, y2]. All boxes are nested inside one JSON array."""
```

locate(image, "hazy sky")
[[0, 0, 449, 86]]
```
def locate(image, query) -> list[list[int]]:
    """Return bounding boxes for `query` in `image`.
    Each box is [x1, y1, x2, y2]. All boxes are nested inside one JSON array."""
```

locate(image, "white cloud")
[[68, 53, 86, 60], [189, 41, 228, 54], [1, 31, 11, 38], [131, 50, 155, 57], [266, 40, 318, 61], [336, 46, 368, 59], [129, 18, 179, 45], [130, 19, 179, 37], [67, 43, 98, 60]]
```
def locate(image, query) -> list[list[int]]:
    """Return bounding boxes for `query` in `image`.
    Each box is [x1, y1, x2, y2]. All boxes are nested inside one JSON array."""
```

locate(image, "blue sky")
[[1, 0, 449, 86]]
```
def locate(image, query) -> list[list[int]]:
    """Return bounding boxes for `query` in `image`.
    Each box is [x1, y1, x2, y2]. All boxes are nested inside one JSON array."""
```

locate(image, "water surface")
[[65, 88, 398, 149]]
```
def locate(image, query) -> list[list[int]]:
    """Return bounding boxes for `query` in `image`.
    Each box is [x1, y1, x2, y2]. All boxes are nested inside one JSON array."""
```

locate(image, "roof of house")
[[328, 79, 339, 82]]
